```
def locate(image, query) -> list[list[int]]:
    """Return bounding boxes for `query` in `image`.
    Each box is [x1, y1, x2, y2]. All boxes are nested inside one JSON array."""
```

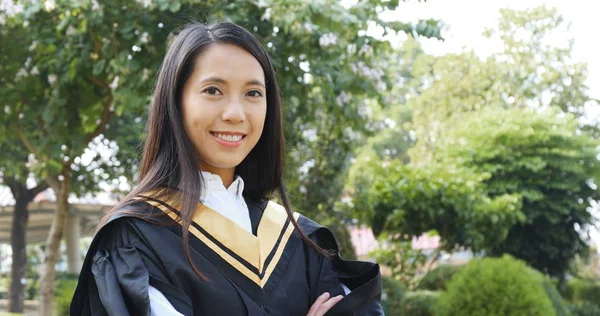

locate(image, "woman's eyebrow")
[[200, 77, 265, 89]]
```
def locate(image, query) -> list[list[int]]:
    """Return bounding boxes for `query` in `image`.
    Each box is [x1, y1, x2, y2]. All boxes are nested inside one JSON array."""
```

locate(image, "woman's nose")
[[221, 99, 245, 123]]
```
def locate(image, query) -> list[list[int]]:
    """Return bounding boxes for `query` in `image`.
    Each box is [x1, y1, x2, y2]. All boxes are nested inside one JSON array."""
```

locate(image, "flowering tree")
[[1, 1, 168, 313], [347, 7, 600, 283], [1, 0, 441, 312]]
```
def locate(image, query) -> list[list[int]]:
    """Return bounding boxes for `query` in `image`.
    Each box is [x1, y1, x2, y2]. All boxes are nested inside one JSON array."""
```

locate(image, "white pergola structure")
[[0, 186, 114, 273]]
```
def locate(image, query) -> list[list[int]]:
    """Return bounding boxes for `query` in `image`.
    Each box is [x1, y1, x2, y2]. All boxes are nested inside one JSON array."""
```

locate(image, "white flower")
[[141, 68, 151, 81], [140, 32, 149, 44], [319, 33, 337, 47], [359, 43, 372, 55], [336, 91, 351, 107], [15, 68, 28, 80], [44, 0, 56, 12], [24, 57, 31, 68], [302, 128, 317, 142], [135, 0, 152, 8], [261, 8, 271, 21], [299, 159, 315, 175], [66, 25, 75, 36], [385, 118, 397, 128], [376, 80, 387, 92], [299, 185, 307, 194], [358, 103, 372, 118], [257, 0, 267, 7], [0, 14, 5, 25], [30, 66, 39, 76], [347, 44, 357, 55], [350, 61, 383, 81], [91, 0, 99, 11], [47, 74, 57, 85], [109, 76, 119, 90], [0, 0, 24, 17], [303, 22, 313, 34], [29, 40, 38, 51], [344, 127, 360, 140]]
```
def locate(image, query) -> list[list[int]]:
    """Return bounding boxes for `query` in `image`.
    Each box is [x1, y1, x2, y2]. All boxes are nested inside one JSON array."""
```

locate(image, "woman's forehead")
[[191, 43, 265, 84]]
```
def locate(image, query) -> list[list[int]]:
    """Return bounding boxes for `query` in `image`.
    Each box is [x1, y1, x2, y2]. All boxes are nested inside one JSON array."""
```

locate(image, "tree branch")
[[29, 182, 49, 198], [84, 94, 113, 144], [88, 29, 102, 58], [14, 122, 38, 158], [11, 93, 41, 158], [91, 77, 109, 90], [3, 177, 20, 197], [45, 175, 61, 193], [37, 115, 48, 138]]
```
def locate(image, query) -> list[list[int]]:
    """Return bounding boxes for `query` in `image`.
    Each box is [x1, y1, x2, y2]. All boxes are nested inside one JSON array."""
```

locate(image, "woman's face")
[[181, 43, 267, 175]]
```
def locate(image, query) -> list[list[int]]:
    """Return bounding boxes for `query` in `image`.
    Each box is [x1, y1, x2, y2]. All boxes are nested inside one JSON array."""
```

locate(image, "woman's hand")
[[307, 292, 343, 316]]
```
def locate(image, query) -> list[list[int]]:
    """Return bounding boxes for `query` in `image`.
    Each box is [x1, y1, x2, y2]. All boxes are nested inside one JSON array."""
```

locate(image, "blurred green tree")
[[444, 107, 599, 278], [347, 6, 600, 282]]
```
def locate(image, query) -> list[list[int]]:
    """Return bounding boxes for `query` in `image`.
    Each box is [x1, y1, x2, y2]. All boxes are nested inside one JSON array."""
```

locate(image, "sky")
[[379, 0, 600, 249], [380, 0, 600, 120]]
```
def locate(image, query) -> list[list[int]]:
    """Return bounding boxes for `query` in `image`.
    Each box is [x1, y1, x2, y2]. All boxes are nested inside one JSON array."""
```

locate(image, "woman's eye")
[[247, 90, 263, 97], [203, 87, 222, 95]]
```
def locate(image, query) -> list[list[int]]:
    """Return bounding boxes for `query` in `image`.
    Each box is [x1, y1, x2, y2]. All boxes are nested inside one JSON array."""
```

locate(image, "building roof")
[[0, 186, 116, 244]]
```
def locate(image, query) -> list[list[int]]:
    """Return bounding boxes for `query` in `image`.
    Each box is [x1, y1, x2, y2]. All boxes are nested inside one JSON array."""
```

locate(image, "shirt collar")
[[199, 170, 245, 200]]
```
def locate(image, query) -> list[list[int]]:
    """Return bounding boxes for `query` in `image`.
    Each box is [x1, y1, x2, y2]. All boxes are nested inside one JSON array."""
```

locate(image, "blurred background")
[[0, 0, 599, 315]]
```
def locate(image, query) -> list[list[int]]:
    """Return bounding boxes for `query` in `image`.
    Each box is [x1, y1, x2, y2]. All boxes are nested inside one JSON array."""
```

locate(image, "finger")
[[315, 295, 344, 316], [307, 292, 330, 316]]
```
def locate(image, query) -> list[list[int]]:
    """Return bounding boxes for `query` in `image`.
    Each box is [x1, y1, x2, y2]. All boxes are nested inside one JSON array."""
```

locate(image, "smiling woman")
[[181, 44, 267, 183], [70, 22, 383, 316]]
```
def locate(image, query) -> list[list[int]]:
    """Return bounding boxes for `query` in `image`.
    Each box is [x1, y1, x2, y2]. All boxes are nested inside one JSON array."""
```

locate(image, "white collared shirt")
[[198, 170, 252, 234]]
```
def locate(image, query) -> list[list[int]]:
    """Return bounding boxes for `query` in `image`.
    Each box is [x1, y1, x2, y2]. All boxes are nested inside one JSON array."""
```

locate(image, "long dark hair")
[[98, 21, 330, 280]]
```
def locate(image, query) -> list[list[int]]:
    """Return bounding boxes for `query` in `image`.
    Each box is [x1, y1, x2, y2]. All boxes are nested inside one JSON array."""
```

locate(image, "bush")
[[0, 274, 8, 299], [417, 264, 463, 291], [54, 274, 79, 316], [436, 255, 555, 316], [567, 302, 600, 316], [541, 278, 570, 316], [564, 278, 600, 303], [381, 277, 406, 316], [0, 273, 39, 300], [402, 291, 439, 316], [25, 274, 40, 300]]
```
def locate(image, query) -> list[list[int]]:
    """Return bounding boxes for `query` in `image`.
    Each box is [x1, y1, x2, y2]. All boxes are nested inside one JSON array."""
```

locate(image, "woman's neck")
[[199, 164, 235, 188]]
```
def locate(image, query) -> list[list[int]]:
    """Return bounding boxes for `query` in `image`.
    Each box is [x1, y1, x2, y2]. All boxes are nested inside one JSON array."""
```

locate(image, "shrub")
[[541, 278, 570, 316], [417, 264, 463, 291], [564, 278, 600, 303], [436, 255, 555, 316], [567, 302, 600, 316], [381, 276, 406, 316], [54, 274, 79, 316], [402, 291, 439, 316]]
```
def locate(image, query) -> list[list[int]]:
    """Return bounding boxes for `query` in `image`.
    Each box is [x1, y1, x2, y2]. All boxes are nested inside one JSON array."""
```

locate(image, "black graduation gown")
[[70, 193, 383, 315]]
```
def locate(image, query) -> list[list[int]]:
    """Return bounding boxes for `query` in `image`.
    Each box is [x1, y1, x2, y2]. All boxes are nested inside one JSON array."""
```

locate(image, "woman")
[[70, 21, 382, 316]]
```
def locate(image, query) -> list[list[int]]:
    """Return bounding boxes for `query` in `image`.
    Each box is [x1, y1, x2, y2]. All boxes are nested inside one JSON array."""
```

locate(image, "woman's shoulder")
[[264, 200, 338, 249], [91, 201, 167, 248]]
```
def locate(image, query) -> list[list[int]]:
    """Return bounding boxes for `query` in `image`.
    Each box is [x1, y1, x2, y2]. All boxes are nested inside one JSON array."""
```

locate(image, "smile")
[[210, 132, 247, 148]]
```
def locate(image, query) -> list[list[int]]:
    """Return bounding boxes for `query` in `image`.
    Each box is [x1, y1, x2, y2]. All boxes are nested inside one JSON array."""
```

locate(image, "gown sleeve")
[[86, 218, 152, 315], [307, 224, 384, 316], [71, 216, 189, 316]]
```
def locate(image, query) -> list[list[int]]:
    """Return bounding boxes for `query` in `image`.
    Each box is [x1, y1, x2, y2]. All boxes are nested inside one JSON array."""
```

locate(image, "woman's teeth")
[[214, 133, 243, 142]]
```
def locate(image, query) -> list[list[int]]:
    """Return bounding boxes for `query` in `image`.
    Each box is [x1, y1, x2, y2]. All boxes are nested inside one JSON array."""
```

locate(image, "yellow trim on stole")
[[133, 193, 299, 288]]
